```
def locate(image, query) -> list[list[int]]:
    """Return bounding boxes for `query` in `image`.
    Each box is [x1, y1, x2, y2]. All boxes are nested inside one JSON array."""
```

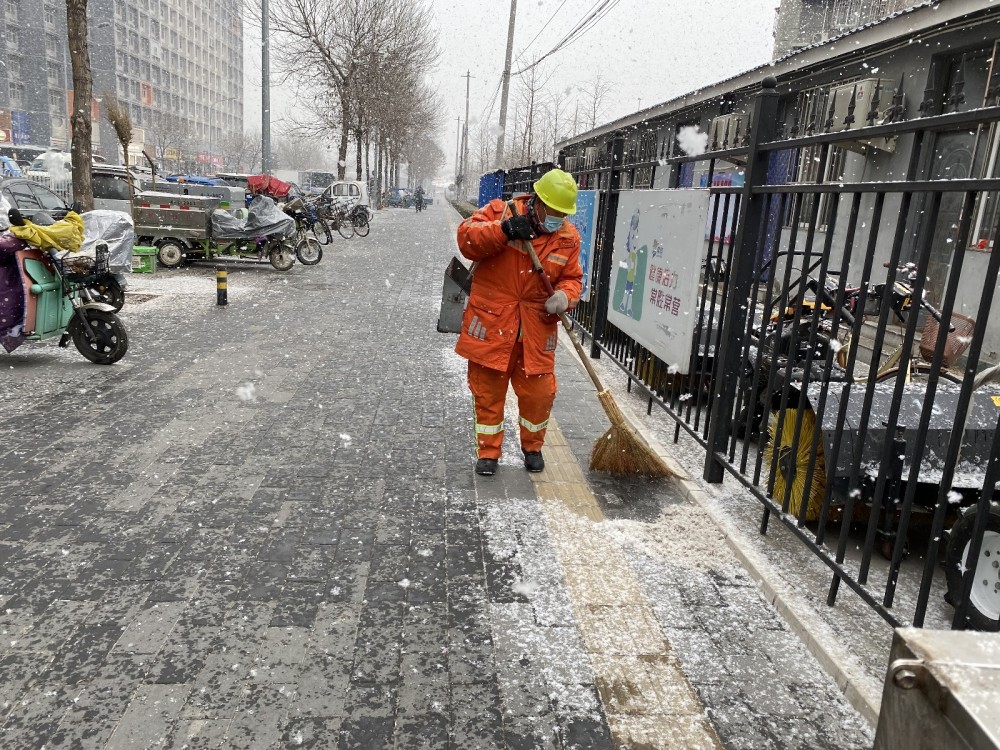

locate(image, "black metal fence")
[[563, 78, 1000, 632]]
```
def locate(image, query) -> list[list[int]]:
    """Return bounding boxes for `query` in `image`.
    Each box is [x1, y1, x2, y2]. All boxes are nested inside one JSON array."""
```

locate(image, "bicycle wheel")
[[336, 216, 355, 240], [352, 215, 370, 238], [312, 219, 332, 245]]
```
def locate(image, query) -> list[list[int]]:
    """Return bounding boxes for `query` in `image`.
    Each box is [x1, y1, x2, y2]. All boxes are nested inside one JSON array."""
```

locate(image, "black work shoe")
[[523, 451, 545, 473], [475, 458, 498, 476]]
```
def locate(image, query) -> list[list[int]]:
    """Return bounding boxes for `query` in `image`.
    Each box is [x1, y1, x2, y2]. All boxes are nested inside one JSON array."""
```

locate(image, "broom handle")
[[521, 240, 607, 393]]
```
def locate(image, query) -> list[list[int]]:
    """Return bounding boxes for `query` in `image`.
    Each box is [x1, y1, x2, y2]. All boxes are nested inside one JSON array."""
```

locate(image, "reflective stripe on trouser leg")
[[468, 360, 511, 459], [510, 348, 557, 453]]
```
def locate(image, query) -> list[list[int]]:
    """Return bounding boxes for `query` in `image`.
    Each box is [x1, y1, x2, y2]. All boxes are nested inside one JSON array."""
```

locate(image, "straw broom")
[[523, 241, 674, 478]]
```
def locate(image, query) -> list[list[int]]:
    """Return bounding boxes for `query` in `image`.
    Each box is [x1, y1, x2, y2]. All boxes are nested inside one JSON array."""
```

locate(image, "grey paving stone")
[[163, 719, 233, 749], [278, 717, 343, 749], [105, 683, 191, 750]]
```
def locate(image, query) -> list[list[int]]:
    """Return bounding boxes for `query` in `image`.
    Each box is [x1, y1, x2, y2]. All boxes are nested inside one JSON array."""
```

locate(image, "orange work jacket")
[[455, 196, 583, 375]]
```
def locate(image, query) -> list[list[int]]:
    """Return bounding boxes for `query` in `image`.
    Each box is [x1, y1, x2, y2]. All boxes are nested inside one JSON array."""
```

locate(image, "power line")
[[480, 75, 503, 122], [514, 0, 623, 76], [512, 0, 571, 66]]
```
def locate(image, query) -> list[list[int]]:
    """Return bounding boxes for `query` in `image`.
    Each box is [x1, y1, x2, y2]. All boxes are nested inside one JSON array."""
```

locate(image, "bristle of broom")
[[589, 390, 674, 478]]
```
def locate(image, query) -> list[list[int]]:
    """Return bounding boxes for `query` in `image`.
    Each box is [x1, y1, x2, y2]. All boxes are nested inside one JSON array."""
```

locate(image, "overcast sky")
[[244, 0, 781, 174]]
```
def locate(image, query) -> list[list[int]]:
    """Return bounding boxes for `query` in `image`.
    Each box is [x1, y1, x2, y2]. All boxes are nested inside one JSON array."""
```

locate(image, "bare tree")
[[267, 0, 439, 180], [218, 130, 263, 173], [513, 61, 553, 165], [148, 111, 197, 173], [580, 74, 613, 131], [66, 0, 94, 210], [274, 135, 328, 172]]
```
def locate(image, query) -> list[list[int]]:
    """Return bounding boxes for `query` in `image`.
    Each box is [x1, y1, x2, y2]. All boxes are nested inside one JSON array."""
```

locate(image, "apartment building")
[[0, 0, 243, 168]]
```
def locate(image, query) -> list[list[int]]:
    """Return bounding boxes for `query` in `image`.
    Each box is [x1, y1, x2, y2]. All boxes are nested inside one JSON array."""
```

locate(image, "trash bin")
[[132, 245, 157, 274]]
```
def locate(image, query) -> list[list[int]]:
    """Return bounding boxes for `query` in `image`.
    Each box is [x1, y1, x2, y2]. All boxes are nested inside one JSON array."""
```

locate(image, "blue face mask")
[[542, 214, 565, 233]]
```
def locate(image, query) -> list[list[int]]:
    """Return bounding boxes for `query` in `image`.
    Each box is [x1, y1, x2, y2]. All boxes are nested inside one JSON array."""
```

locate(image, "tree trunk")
[[355, 127, 363, 181], [364, 135, 371, 189], [337, 99, 350, 181], [66, 0, 94, 212], [375, 138, 383, 209]]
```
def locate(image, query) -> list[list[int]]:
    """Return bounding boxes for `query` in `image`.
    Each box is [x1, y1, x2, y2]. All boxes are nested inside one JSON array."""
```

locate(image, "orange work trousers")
[[467, 341, 557, 460]]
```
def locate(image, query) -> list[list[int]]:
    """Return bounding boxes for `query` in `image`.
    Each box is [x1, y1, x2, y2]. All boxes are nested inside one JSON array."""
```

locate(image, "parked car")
[[385, 187, 411, 208], [92, 165, 152, 214], [214, 172, 252, 191], [322, 180, 370, 208], [26, 151, 73, 180], [0, 177, 71, 222], [0, 156, 23, 178]]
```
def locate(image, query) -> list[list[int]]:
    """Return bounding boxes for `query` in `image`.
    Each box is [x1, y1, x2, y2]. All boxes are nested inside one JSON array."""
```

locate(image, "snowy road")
[[0, 202, 873, 748]]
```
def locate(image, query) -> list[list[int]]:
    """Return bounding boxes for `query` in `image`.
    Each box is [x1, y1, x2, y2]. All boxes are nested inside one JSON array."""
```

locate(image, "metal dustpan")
[[437, 256, 471, 333]]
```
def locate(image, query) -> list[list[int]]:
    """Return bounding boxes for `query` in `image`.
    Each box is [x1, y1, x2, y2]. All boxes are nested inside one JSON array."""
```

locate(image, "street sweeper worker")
[[455, 168, 583, 476]]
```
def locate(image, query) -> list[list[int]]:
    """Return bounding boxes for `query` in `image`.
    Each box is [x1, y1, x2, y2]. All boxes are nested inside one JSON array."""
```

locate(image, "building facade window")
[[9, 81, 23, 106]]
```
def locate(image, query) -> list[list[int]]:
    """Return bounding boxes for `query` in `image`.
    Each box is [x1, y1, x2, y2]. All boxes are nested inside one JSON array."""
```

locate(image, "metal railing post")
[[589, 135, 625, 359], [704, 77, 780, 483]]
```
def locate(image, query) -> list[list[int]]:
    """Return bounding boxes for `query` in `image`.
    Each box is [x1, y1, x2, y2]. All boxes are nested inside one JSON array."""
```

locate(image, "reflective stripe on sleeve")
[[518, 416, 549, 433]]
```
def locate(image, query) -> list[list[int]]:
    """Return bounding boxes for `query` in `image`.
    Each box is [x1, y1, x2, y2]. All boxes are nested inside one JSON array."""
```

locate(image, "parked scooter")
[[0, 209, 128, 364]]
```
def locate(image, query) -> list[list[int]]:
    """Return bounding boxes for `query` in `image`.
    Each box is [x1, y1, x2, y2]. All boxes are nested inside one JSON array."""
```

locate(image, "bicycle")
[[348, 203, 371, 238], [302, 199, 333, 245], [315, 198, 355, 240]]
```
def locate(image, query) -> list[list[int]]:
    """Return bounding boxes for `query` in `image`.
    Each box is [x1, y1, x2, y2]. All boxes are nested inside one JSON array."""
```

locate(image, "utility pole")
[[495, 0, 517, 168], [455, 116, 461, 184], [261, 0, 271, 173], [462, 70, 472, 198]]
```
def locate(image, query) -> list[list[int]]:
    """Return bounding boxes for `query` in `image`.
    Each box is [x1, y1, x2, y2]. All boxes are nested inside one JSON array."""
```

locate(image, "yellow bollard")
[[216, 266, 228, 306]]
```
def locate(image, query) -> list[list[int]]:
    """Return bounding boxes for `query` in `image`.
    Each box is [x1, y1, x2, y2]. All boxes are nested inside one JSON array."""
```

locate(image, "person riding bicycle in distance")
[[454, 168, 583, 476]]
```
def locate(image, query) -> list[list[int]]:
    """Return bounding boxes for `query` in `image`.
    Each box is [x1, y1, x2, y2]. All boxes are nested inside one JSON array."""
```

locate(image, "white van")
[[322, 180, 369, 207]]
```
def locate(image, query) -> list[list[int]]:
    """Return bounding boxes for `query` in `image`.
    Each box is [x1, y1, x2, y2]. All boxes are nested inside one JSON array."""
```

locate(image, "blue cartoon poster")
[[606, 190, 710, 372], [568, 190, 601, 301]]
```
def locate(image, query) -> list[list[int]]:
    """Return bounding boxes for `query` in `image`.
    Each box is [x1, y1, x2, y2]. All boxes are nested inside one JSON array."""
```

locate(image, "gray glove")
[[545, 290, 569, 315]]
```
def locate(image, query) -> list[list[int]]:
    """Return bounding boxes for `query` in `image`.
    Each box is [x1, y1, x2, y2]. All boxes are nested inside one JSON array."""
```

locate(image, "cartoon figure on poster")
[[606, 189, 711, 373], [613, 208, 649, 321], [568, 190, 600, 301]]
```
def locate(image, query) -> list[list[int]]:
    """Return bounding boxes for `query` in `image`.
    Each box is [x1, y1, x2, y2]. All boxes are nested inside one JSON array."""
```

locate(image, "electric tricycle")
[[134, 192, 298, 271], [0, 211, 128, 364]]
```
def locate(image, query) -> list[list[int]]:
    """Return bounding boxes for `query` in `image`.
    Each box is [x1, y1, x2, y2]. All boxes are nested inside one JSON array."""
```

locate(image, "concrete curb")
[[556, 334, 882, 729]]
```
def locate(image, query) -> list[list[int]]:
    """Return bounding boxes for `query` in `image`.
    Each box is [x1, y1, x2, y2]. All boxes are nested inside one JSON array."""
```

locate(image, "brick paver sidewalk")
[[0, 204, 871, 749]]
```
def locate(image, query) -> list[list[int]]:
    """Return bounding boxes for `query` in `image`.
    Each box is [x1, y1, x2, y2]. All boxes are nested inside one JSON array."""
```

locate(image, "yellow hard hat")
[[533, 168, 577, 215]]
